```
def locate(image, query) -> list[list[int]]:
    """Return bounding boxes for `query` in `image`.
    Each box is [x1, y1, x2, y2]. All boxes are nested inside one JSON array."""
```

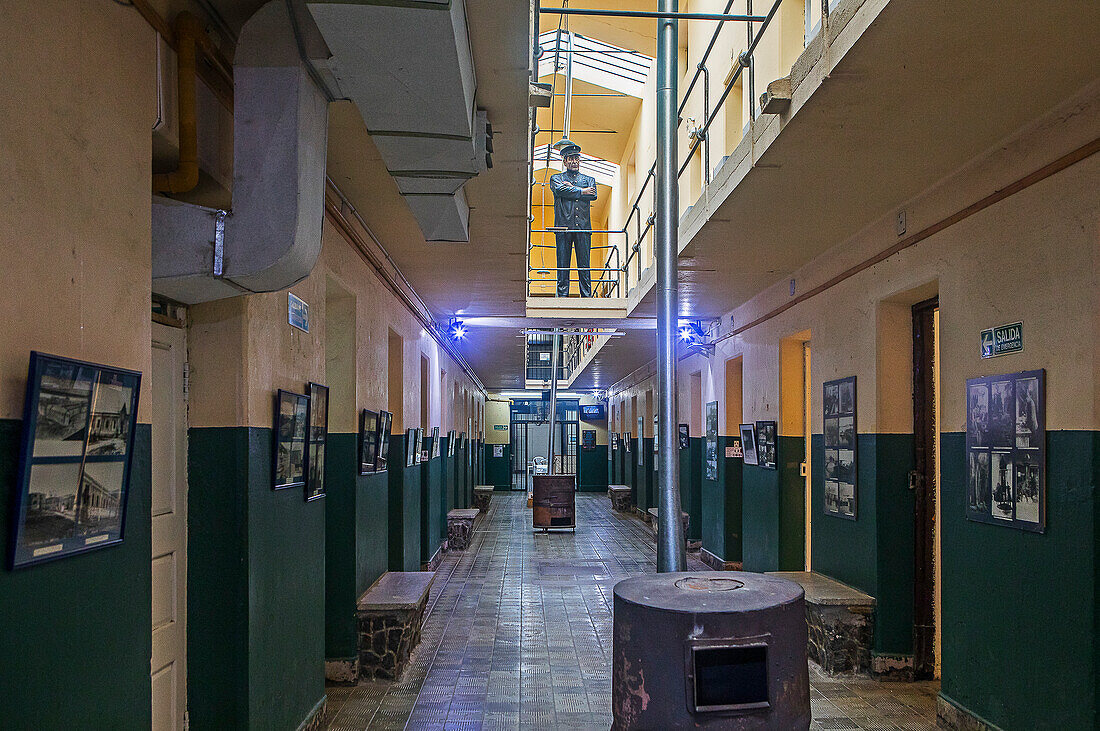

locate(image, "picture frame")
[[274, 389, 309, 490], [637, 416, 645, 466], [431, 426, 441, 459], [679, 423, 689, 450], [823, 376, 856, 519], [359, 409, 379, 475], [582, 429, 596, 450], [305, 382, 328, 501], [755, 420, 777, 471], [965, 369, 1045, 532], [376, 410, 392, 472], [739, 423, 758, 466], [705, 401, 719, 481], [405, 428, 417, 467], [9, 352, 142, 569], [414, 427, 424, 463], [624, 431, 632, 452], [447, 430, 457, 457]]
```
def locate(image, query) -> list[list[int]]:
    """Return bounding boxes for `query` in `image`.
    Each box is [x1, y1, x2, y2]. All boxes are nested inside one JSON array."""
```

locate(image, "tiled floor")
[[324, 493, 940, 730]]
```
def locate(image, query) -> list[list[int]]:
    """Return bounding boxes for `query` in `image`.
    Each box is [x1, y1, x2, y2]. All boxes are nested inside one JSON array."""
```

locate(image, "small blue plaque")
[[288, 293, 309, 333], [980, 322, 1022, 359]]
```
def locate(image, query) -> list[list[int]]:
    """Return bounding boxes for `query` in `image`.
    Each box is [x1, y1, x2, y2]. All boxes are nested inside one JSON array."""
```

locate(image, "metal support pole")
[[655, 0, 686, 572], [562, 20, 573, 140], [546, 333, 561, 475]]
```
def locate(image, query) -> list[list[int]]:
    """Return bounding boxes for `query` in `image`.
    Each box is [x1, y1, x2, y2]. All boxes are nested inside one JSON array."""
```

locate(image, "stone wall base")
[[699, 547, 742, 571], [324, 658, 359, 685], [870, 653, 914, 681], [297, 696, 327, 731], [937, 693, 1004, 731], [807, 603, 873, 675], [358, 604, 427, 680]]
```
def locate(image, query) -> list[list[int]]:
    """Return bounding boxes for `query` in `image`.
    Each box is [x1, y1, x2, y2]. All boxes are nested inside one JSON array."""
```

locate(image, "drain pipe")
[[655, 0, 686, 572], [153, 11, 204, 194], [546, 332, 562, 476]]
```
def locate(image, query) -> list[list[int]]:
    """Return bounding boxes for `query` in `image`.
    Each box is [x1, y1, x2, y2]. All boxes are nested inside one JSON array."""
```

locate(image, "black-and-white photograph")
[[625, 432, 631, 452], [966, 370, 1045, 532], [447, 429, 456, 457], [1014, 454, 1040, 524], [967, 383, 990, 447], [838, 482, 855, 518], [305, 382, 328, 501], [756, 421, 776, 470], [824, 480, 840, 514], [406, 428, 417, 467], [990, 451, 1013, 521], [967, 450, 990, 513], [360, 409, 379, 474], [432, 427, 441, 459], [274, 389, 308, 489], [837, 449, 855, 483], [824, 418, 839, 448], [989, 380, 1014, 448], [679, 423, 690, 450], [838, 416, 855, 449], [740, 424, 758, 466], [11, 352, 141, 568], [33, 362, 96, 458], [415, 427, 424, 463], [839, 379, 854, 414], [705, 401, 718, 480], [1015, 376, 1040, 449], [824, 449, 839, 480], [377, 412, 392, 470], [824, 383, 839, 416]]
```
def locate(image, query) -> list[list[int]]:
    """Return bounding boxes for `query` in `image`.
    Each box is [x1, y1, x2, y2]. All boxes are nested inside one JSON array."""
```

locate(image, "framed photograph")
[[405, 428, 416, 467], [705, 401, 718, 481], [431, 427, 441, 459], [448, 430, 456, 457], [611, 432, 619, 451], [582, 430, 596, 450], [637, 416, 645, 466], [740, 424, 758, 465], [376, 411, 392, 472], [359, 409, 379, 475], [822, 376, 856, 519], [274, 389, 309, 490], [624, 431, 632, 452], [678, 423, 690, 450], [414, 427, 424, 463], [966, 369, 1044, 531], [756, 421, 777, 470], [9, 352, 141, 569], [304, 383, 328, 501]]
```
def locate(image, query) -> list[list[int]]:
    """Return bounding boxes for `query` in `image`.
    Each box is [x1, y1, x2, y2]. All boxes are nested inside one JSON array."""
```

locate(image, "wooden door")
[[151, 323, 188, 729], [911, 298, 938, 679]]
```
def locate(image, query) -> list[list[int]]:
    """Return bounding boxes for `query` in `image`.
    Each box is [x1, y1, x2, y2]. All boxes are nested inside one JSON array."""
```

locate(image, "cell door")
[[510, 420, 528, 490], [912, 297, 940, 679], [151, 323, 188, 729]]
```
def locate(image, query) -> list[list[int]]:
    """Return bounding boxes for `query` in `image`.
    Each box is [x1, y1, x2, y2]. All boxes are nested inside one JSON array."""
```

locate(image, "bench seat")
[[472, 485, 494, 512], [447, 508, 479, 550], [607, 484, 632, 512], [356, 571, 435, 679], [768, 571, 875, 675], [646, 507, 689, 537]]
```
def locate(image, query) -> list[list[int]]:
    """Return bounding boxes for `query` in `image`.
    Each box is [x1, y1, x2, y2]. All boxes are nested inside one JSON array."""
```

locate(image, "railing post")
[[655, 0, 686, 572]]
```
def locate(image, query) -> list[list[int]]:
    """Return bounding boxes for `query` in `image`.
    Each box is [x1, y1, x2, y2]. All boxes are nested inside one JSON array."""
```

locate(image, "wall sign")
[[823, 376, 856, 519], [582, 429, 596, 450], [493, 424, 508, 430], [493, 444, 504, 458], [726, 439, 742, 459], [980, 322, 1022, 359], [965, 369, 1044, 532], [288, 292, 309, 332]]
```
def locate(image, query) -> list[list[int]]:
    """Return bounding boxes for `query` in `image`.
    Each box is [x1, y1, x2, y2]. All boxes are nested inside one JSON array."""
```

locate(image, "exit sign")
[[981, 322, 1022, 358]]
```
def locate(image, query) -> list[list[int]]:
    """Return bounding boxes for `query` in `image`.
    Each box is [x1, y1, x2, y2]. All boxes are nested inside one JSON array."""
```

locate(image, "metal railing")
[[530, 0, 806, 300], [527, 231, 622, 298], [524, 328, 602, 384]]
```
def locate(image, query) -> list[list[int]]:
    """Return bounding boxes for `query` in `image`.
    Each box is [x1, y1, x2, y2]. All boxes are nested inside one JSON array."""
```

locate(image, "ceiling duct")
[[151, 1, 330, 304], [306, 0, 491, 242]]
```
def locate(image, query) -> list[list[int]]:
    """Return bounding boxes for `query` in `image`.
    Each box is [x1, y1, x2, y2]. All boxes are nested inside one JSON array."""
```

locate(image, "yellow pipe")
[[153, 12, 204, 194]]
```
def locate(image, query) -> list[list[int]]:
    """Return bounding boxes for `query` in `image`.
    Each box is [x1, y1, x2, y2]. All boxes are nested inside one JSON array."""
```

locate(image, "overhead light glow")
[[449, 319, 467, 341]]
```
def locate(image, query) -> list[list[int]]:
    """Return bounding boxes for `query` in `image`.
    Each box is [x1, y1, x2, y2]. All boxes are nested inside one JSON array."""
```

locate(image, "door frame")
[[911, 297, 939, 679]]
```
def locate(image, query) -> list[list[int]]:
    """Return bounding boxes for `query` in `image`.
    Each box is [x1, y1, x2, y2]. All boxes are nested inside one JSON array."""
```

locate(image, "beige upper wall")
[[623, 85, 1100, 435], [189, 219, 486, 432], [0, 2, 155, 422]]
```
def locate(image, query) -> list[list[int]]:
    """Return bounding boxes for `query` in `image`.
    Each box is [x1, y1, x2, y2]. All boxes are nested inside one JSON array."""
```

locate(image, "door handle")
[[908, 470, 923, 491]]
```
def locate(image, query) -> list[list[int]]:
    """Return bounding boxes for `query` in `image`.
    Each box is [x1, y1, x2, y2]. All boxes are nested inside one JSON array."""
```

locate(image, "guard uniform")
[[549, 143, 597, 297]]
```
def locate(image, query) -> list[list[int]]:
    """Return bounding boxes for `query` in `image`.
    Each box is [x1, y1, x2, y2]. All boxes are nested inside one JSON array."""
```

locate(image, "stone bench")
[[447, 508, 479, 551], [768, 571, 875, 675], [608, 484, 633, 512], [356, 571, 435, 680], [472, 485, 494, 512], [646, 507, 689, 539]]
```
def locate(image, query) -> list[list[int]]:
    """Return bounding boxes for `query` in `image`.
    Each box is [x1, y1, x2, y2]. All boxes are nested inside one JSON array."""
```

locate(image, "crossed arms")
[[551, 175, 597, 200]]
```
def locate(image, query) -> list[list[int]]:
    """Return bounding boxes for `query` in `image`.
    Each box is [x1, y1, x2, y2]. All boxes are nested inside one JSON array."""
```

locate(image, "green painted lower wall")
[[742, 435, 804, 573], [325, 434, 390, 661], [639, 438, 654, 512], [0, 420, 151, 730], [940, 431, 1098, 729], [188, 426, 325, 730], [388, 434, 422, 572], [811, 433, 914, 656], [700, 436, 741, 560], [484, 443, 511, 489], [420, 455, 443, 564], [579, 445, 608, 491], [778, 436, 807, 573]]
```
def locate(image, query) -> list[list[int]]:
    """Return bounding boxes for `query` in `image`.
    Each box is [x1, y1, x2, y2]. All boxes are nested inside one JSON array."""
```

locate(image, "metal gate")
[[510, 403, 580, 490]]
